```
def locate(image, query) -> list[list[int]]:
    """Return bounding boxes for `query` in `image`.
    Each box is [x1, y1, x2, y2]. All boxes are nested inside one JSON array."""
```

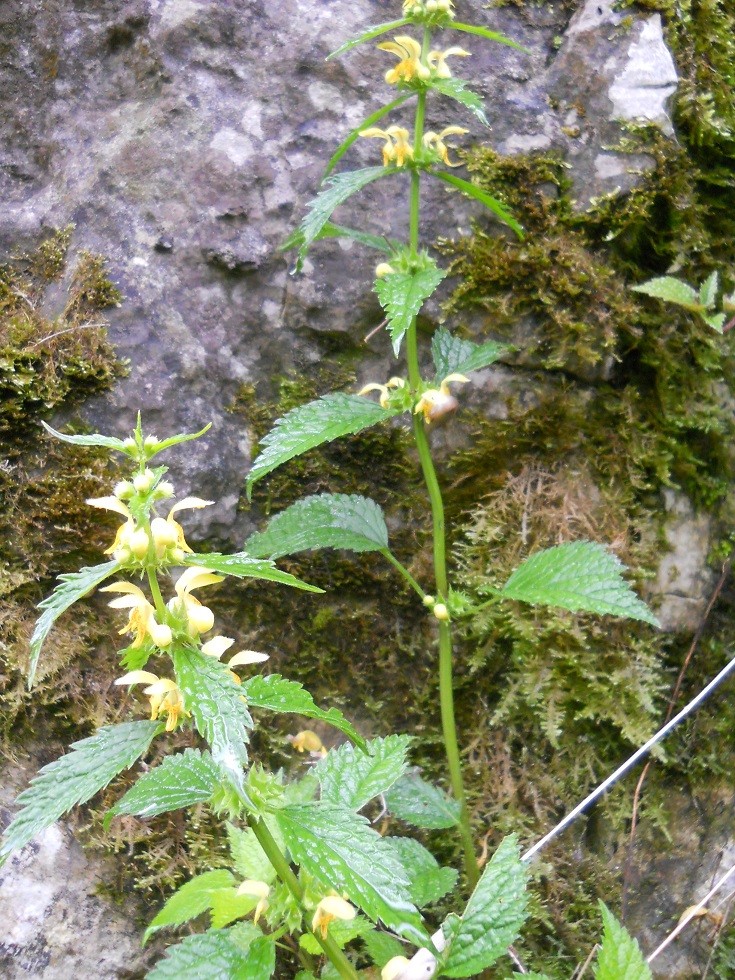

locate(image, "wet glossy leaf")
[[631, 276, 702, 310], [41, 421, 129, 451], [146, 928, 274, 979], [227, 823, 277, 884], [442, 835, 528, 977], [501, 541, 659, 626], [375, 264, 446, 354], [183, 551, 322, 592], [246, 394, 400, 496], [145, 870, 236, 940], [431, 327, 510, 380], [241, 674, 366, 750], [28, 559, 121, 686], [316, 735, 412, 809], [387, 836, 458, 908], [277, 803, 427, 945], [327, 19, 411, 59], [0, 721, 160, 866], [430, 77, 489, 127], [246, 493, 389, 559], [385, 772, 460, 829], [594, 903, 652, 980], [699, 270, 719, 309], [281, 220, 396, 256], [106, 749, 220, 826]]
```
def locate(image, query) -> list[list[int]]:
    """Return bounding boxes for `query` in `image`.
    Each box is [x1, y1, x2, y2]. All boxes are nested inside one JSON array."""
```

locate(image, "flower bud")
[[170, 547, 186, 564], [114, 481, 135, 499], [133, 469, 155, 493], [150, 516, 178, 548], [144, 435, 159, 447], [433, 602, 450, 621], [188, 603, 215, 634], [155, 481, 175, 499], [423, 594, 435, 607], [129, 527, 151, 559], [149, 622, 173, 647], [375, 262, 396, 278], [114, 546, 131, 563], [426, 0, 438, 10], [123, 437, 136, 449]]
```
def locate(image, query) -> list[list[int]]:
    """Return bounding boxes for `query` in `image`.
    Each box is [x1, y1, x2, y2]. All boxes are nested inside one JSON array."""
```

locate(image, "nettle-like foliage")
[[0, 1, 680, 978]]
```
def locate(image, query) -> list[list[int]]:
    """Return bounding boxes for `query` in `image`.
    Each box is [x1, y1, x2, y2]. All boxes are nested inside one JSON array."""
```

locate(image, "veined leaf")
[[145, 870, 236, 940], [375, 264, 446, 355], [300, 915, 373, 954], [500, 541, 659, 626], [41, 421, 129, 451], [209, 887, 260, 929], [631, 276, 702, 311], [28, 559, 121, 687], [385, 772, 460, 829], [327, 19, 411, 59], [227, 822, 277, 884], [281, 220, 396, 256], [316, 734, 412, 810], [594, 903, 652, 980], [246, 393, 400, 496], [451, 21, 530, 53], [276, 802, 427, 945], [387, 836, 458, 908], [324, 94, 413, 177], [241, 674, 366, 750], [431, 327, 511, 380], [183, 551, 322, 593], [430, 77, 489, 127], [442, 835, 528, 977], [362, 930, 406, 968], [106, 749, 220, 826], [173, 647, 253, 785], [434, 170, 524, 239], [246, 493, 389, 559], [0, 721, 160, 866], [297, 167, 398, 269], [699, 270, 719, 309], [146, 929, 274, 979]]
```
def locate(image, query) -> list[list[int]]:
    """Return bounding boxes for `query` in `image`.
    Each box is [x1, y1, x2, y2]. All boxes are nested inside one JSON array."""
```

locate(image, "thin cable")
[[522, 654, 735, 864]]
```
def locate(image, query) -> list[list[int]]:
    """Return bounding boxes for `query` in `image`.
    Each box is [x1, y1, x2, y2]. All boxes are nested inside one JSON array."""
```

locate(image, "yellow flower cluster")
[[377, 34, 469, 88], [360, 125, 414, 167]]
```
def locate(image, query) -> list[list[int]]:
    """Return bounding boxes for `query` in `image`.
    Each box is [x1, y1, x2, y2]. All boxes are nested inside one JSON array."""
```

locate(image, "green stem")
[[248, 817, 360, 980], [381, 549, 427, 600], [403, 25, 478, 890], [146, 567, 167, 621]]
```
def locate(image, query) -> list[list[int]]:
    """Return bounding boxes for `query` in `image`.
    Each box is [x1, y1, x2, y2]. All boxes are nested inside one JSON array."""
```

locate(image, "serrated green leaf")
[[144, 423, 212, 459], [385, 772, 460, 829], [146, 870, 236, 940], [182, 551, 322, 593], [500, 540, 659, 626], [327, 19, 411, 59], [704, 311, 727, 333], [173, 647, 253, 786], [227, 822, 277, 884], [146, 929, 274, 979], [442, 835, 528, 977], [431, 327, 511, 380], [276, 803, 427, 945], [300, 915, 373, 953], [28, 559, 121, 687], [246, 394, 400, 496], [430, 77, 489, 127], [434, 171, 524, 239], [386, 836, 459, 908], [246, 494, 389, 559], [375, 264, 446, 355], [281, 220, 396, 256], [631, 276, 702, 310], [0, 721, 160, 866], [324, 94, 413, 177], [699, 270, 719, 309], [451, 21, 530, 53], [316, 735, 412, 810], [41, 420, 129, 451], [241, 674, 366, 750], [362, 929, 406, 968], [106, 749, 220, 827], [594, 903, 652, 980], [209, 887, 259, 929], [297, 167, 398, 269]]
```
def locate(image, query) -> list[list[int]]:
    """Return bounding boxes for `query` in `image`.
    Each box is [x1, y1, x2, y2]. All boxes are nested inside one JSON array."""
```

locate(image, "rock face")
[[0, 0, 678, 542]]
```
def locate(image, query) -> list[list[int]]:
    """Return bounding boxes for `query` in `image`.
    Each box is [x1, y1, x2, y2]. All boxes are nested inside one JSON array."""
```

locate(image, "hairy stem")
[[249, 817, 360, 980], [404, 26, 478, 889]]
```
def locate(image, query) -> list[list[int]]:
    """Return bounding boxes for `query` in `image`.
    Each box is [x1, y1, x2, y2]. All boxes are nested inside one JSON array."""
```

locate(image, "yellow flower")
[[290, 730, 327, 756], [382, 957, 411, 980], [358, 377, 406, 409], [236, 880, 271, 923], [427, 45, 470, 79], [115, 670, 186, 731], [86, 496, 138, 559], [360, 125, 414, 167], [423, 125, 469, 166], [377, 36, 430, 85], [150, 497, 214, 556], [201, 636, 268, 683], [170, 565, 223, 635], [101, 582, 173, 648], [414, 373, 469, 424], [312, 895, 356, 938]]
